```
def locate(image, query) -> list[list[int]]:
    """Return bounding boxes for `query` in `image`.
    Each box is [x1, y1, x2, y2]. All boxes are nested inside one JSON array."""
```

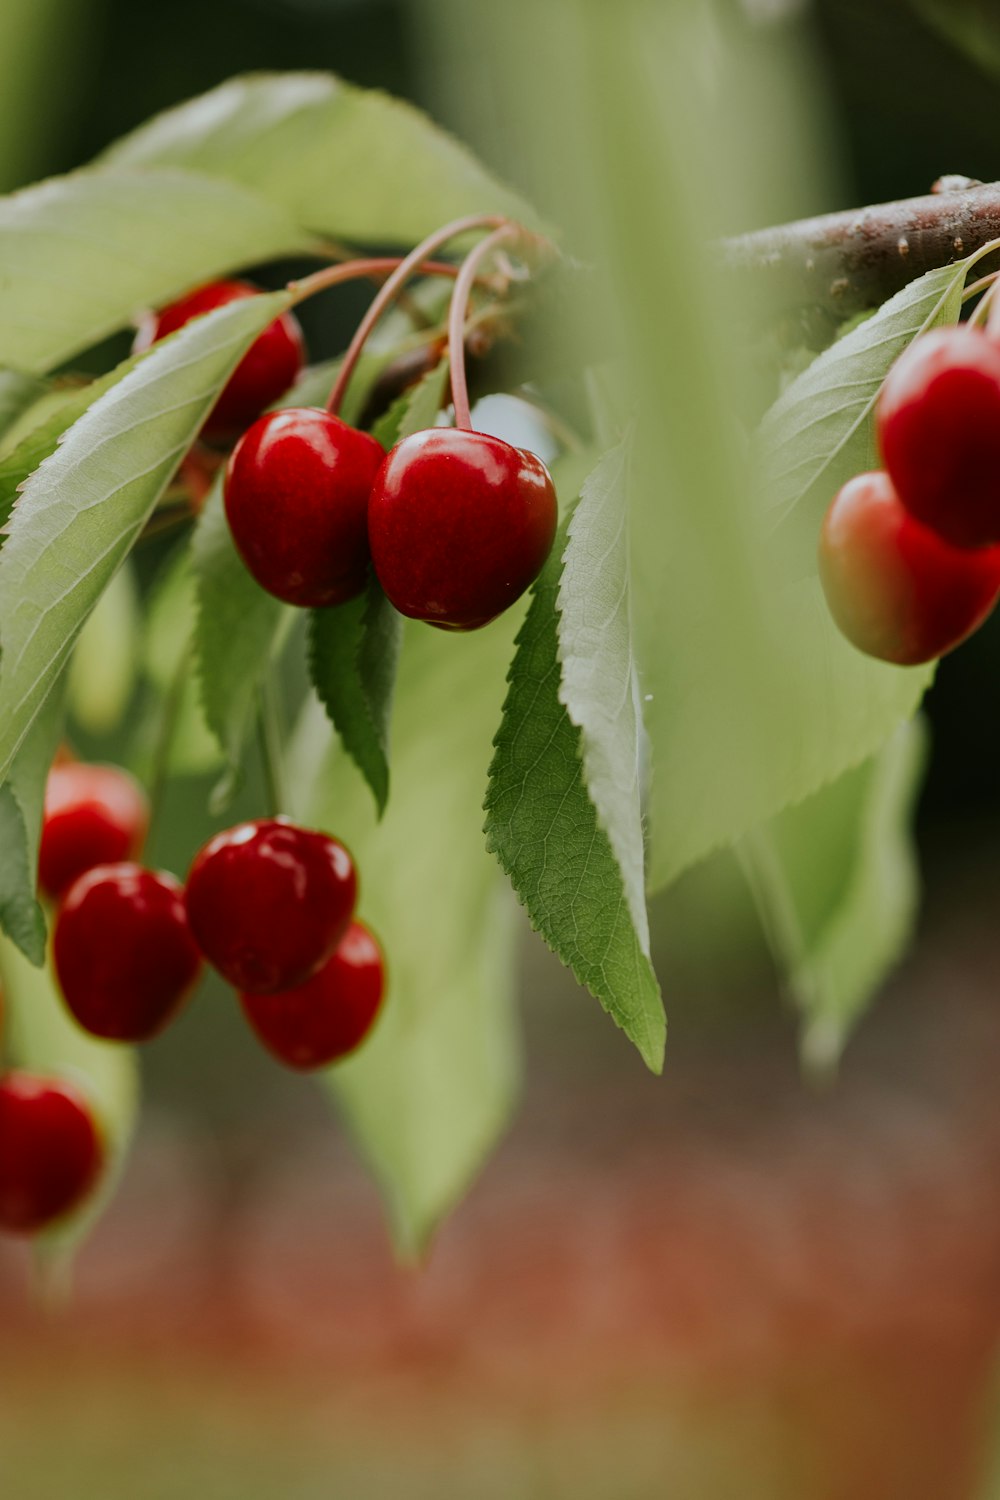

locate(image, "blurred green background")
[[5, 2, 1000, 1498]]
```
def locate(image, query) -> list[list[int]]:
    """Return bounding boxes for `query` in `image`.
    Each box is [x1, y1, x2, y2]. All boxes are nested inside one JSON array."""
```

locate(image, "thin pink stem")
[[325, 214, 510, 417], [447, 225, 519, 430], [288, 256, 464, 304], [961, 269, 1000, 305]]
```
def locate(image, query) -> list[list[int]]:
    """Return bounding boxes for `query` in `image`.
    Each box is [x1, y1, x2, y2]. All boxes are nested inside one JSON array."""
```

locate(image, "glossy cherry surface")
[[240, 919, 386, 1070], [368, 428, 558, 630], [878, 324, 1000, 549], [39, 762, 149, 902], [819, 470, 1000, 664], [185, 818, 357, 994], [133, 279, 305, 440], [0, 1073, 102, 1233], [53, 864, 203, 1042], [224, 408, 384, 607]]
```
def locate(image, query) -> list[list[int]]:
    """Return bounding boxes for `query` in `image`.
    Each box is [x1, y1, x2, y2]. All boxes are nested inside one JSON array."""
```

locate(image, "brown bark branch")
[[720, 178, 1000, 323]]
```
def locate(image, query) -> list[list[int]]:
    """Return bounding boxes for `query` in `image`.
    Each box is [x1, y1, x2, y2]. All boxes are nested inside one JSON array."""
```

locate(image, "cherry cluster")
[[0, 219, 557, 1241], [140, 225, 557, 634], [0, 759, 385, 1237], [820, 322, 1000, 665]]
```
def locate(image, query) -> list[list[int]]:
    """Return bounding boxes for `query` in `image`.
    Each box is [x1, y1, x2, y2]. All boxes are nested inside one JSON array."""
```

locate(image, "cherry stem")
[[324, 214, 512, 417], [961, 269, 1000, 304], [966, 274, 1000, 331], [448, 225, 521, 431], [289, 256, 466, 305]]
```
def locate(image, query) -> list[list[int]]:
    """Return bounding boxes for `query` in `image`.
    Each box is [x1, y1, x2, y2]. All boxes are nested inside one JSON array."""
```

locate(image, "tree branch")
[[721, 178, 1000, 323]]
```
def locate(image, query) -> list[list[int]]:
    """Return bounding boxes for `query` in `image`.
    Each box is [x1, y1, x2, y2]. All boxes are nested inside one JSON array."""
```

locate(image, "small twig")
[[721, 179, 1000, 321]]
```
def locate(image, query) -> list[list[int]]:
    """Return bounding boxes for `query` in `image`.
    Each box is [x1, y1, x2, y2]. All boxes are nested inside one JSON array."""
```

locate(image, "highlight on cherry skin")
[[818, 470, 1000, 665], [368, 427, 558, 630], [0, 1072, 103, 1234], [133, 279, 305, 440], [185, 817, 358, 995], [877, 323, 1000, 551], [38, 760, 149, 902], [53, 863, 203, 1043], [224, 407, 385, 607], [240, 919, 386, 1071]]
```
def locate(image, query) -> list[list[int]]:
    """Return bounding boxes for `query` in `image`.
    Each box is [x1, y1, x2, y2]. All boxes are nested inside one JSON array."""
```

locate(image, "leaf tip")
[[638, 1019, 667, 1075]]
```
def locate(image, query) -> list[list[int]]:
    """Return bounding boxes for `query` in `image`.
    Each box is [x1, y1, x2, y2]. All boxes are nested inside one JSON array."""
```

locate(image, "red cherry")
[[53, 864, 203, 1042], [240, 920, 386, 1070], [818, 470, 1000, 664], [224, 408, 384, 607], [185, 818, 357, 994], [368, 428, 558, 630], [39, 762, 149, 902], [134, 279, 305, 440], [878, 324, 1000, 549], [0, 1073, 102, 1234]]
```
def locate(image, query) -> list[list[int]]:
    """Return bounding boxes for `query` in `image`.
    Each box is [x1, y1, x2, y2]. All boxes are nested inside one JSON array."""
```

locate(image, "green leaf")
[[0, 289, 295, 786], [192, 478, 288, 809], [586, 19, 972, 897], [100, 72, 539, 245], [0, 357, 142, 533], [758, 258, 977, 557], [0, 929, 139, 1260], [290, 618, 522, 1258], [0, 675, 64, 964], [634, 242, 981, 897], [308, 583, 401, 818], [557, 440, 650, 957], [444, 0, 944, 912], [0, 165, 312, 374], [485, 459, 665, 1073], [738, 717, 928, 1072]]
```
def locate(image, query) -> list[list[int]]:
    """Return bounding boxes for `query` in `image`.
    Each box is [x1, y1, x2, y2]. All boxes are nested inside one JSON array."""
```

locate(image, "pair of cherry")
[[820, 323, 1000, 665], [41, 762, 385, 1070], [141, 278, 558, 632], [185, 816, 384, 1071]]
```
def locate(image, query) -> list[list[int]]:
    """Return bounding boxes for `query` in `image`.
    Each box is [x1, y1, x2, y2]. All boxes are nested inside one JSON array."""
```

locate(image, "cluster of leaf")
[[0, 43, 975, 1262]]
